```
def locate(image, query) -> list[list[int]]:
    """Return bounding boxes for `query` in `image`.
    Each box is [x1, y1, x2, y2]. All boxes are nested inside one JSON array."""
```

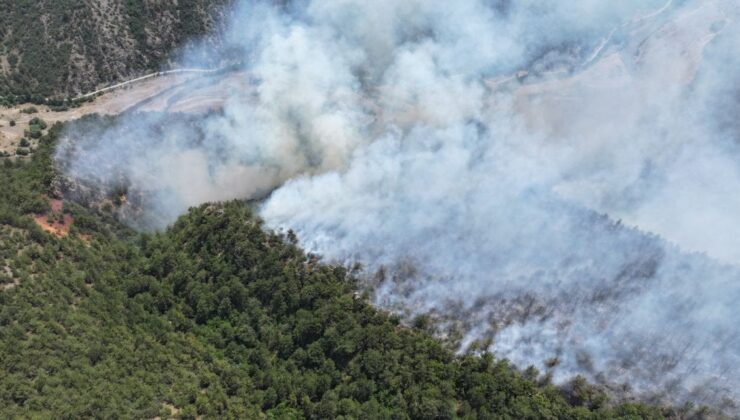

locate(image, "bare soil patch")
[[0, 71, 222, 154], [32, 198, 73, 238]]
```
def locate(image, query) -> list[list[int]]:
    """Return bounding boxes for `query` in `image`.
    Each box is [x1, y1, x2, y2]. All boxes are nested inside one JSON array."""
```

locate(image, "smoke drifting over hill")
[[58, 0, 740, 409]]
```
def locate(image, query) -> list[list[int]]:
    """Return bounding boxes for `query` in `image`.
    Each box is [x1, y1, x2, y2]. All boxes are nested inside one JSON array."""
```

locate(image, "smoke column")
[[57, 0, 740, 409]]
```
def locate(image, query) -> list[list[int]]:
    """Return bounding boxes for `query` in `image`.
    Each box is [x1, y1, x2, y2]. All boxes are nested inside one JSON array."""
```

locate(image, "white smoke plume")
[[57, 0, 740, 410]]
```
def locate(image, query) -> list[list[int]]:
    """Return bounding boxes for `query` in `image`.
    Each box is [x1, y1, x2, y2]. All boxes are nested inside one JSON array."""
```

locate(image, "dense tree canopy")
[[0, 125, 684, 418], [0, 0, 230, 103]]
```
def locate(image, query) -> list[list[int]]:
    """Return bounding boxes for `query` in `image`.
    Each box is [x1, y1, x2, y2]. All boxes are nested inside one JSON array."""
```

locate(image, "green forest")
[[0, 125, 688, 418], [0, 0, 230, 103]]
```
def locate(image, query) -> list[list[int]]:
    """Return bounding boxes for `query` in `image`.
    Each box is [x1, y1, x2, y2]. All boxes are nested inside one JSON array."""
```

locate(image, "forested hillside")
[[0, 124, 682, 418], [0, 0, 231, 102]]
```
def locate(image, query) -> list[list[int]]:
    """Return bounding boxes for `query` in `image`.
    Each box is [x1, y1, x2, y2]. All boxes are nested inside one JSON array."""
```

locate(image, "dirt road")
[[72, 68, 222, 101]]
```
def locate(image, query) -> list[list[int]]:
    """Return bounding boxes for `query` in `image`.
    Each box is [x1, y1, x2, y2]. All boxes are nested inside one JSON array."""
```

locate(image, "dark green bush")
[[29, 117, 47, 129]]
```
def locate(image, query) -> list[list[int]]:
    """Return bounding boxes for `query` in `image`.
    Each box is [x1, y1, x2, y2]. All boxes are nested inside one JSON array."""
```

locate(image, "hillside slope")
[[0, 124, 678, 419], [0, 0, 230, 101]]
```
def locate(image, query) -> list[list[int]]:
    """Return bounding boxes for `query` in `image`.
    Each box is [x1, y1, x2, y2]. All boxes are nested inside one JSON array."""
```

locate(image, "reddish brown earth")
[[32, 198, 73, 238]]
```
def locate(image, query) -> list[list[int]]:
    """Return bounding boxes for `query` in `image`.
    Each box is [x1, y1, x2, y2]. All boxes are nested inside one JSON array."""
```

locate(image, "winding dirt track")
[[72, 68, 222, 101]]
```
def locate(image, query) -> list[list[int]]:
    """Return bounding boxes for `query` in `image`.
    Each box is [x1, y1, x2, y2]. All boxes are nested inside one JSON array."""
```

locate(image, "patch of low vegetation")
[[23, 117, 47, 141], [28, 117, 47, 130]]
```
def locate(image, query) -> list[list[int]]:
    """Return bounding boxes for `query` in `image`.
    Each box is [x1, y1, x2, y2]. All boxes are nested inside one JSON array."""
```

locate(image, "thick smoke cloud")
[[57, 0, 740, 409]]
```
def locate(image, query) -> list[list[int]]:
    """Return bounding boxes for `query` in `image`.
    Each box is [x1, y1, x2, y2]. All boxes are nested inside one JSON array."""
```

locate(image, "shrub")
[[26, 128, 42, 139], [29, 117, 47, 129]]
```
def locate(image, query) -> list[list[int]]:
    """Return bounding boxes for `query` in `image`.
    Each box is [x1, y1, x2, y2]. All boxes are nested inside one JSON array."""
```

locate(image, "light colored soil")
[[152, 403, 182, 419], [1, 265, 19, 291], [0, 70, 247, 155]]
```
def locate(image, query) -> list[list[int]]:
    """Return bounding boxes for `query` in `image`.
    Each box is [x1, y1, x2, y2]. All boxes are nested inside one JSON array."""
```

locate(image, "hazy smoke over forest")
[[57, 0, 740, 409]]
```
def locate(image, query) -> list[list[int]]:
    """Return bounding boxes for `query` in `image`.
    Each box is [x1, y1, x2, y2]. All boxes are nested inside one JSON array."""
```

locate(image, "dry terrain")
[[0, 70, 249, 156]]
